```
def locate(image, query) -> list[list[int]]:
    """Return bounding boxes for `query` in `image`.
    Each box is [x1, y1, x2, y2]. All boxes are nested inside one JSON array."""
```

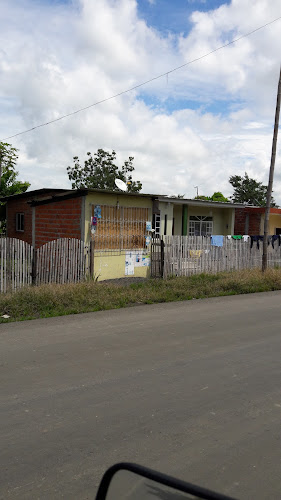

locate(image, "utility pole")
[[262, 66, 281, 272], [194, 186, 199, 197]]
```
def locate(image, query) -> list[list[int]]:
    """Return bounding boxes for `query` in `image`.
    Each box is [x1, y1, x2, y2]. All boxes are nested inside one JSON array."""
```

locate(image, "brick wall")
[[234, 208, 262, 235], [6, 198, 33, 245], [35, 197, 82, 248]]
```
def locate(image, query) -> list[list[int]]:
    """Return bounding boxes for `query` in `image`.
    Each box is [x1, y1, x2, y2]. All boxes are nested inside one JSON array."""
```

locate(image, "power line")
[[2, 14, 281, 141]]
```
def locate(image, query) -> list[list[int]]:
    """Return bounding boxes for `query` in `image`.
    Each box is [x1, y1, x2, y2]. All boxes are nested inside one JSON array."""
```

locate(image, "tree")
[[0, 142, 30, 197], [0, 142, 30, 233], [229, 172, 277, 207], [194, 192, 229, 202], [67, 149, 142, 192]]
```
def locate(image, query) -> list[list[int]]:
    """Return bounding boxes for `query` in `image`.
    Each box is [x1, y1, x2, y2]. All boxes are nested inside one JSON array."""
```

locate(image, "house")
[[2, 188, 154, 280], [235, 207, 281, 235], [2, 187, 265, 280]]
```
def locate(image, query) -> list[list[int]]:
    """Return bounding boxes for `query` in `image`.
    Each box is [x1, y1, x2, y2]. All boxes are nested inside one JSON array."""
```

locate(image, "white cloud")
[[1, 0, 281, 203]]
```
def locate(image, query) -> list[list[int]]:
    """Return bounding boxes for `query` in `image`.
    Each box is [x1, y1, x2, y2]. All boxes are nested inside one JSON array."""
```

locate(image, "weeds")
[[1, 268, 281, 323]]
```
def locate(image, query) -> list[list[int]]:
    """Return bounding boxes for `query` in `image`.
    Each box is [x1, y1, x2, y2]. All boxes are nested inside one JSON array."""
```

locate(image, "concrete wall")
[[93, 252, 151, 281], [173, 204, 182, 235], [86, 192, 153, 280], [156, 203, 235, 236], [260, 214, 281, 234], [85, 192, 153, 243], [158, 201, 173, 236], [188, 206, 234, 235]]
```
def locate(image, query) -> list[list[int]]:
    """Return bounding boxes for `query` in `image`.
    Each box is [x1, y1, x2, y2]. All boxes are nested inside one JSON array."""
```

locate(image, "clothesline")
[[210, 235, 281, 248]]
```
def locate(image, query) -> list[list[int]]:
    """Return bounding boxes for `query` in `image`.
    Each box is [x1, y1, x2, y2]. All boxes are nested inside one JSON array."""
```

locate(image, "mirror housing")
[[95, 462, 237, 500]]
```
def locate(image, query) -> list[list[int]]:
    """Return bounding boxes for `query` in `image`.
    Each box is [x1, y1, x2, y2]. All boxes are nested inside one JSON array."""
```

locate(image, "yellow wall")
[[93, 252, 150, 281], [84, 192, 153, 243], [173, 204, 182, 235], [260, 214, 281, 234], [188, 206, 235, 235], [84, 192, 152, 280]]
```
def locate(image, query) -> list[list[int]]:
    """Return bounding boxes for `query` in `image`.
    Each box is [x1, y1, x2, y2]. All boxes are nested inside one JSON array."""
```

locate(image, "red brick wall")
[[35, 197, 82, 248], [234, 208, 262, 235], [6, 198, 33, 245]]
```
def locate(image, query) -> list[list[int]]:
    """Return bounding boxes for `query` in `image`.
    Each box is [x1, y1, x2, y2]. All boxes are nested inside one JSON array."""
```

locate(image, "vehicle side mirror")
[[95, 462, 237, 500]]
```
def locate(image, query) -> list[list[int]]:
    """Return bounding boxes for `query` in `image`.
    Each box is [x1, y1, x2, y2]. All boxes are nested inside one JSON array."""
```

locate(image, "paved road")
[[1, 292, 281, 499]]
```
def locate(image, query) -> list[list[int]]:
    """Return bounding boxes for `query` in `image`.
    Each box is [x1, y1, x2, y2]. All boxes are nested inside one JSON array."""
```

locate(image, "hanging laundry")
[[271, 235, 280, 248], [227, 235, 232, 240], [232, 235, 243, 240], [243, 235, 250, 242], [250, 235, 264, 249], [190, 250, 202, 258], [211, 235, 224, 247]]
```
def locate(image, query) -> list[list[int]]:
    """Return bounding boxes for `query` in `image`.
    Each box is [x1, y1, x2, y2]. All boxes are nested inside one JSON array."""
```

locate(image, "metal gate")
[[151, 237, 164, 278]]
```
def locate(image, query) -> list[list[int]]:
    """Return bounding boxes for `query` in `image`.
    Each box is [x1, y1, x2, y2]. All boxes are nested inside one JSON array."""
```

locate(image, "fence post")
[[160, 238, 165, 278], [31, 246, 37, 285], [89, 239, 95, 278]]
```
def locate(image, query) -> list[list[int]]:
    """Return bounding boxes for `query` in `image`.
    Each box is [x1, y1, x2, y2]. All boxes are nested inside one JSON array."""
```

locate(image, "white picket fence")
[[0, 238, 33, 293], [163, 236, 281, 278], [0, 238, 91, 293], [36, 238, 90, 286]]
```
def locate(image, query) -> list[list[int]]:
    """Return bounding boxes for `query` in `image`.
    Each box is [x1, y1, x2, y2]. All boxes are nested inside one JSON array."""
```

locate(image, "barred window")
[[92, 205, 149, 250], [189, 216, 213, 236]]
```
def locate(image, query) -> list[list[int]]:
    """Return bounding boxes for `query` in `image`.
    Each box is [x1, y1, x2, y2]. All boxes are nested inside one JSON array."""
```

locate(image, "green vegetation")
[[1, 268, 281, 323], [67, 148, 142, 192]]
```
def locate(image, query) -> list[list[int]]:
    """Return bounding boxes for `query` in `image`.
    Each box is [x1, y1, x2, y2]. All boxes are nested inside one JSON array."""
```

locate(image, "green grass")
[[1, 268, 281, 323]]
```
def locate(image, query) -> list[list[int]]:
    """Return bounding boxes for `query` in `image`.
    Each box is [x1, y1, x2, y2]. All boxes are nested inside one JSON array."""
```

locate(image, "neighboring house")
[[154, 197, 244, 237], [235, 207, 281, 235]]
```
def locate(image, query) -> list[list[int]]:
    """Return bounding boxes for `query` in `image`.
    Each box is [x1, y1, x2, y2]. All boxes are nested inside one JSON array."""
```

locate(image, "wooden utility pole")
[[262, 67, 281, 272]]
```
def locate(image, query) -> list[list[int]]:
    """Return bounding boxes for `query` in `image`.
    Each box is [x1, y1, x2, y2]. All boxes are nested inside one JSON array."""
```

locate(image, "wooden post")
[[160, 238, 165, 278], [31, 246, 37, 285], [90, 238, 95, 278], [262, 66, 281, 272]]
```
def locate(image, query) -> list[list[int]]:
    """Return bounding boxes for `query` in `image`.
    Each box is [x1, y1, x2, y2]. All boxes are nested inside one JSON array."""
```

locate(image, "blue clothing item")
[[211, 235, 224, 247]]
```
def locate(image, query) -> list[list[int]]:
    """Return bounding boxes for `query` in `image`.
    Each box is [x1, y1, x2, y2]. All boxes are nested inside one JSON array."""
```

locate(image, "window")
[[189, 216, 213, 236], [16, 213, 24, 232], [92, 205, 149, 250]]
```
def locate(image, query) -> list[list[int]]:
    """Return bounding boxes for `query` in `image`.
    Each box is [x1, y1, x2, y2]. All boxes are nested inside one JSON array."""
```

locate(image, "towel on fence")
[[189, 250, 202, 258], [243, 235, 250, 242], [227, 235, 232, 240], [250, 235, 264, 249], [211, 235, 224, 247], [232, 235, 243, 240]]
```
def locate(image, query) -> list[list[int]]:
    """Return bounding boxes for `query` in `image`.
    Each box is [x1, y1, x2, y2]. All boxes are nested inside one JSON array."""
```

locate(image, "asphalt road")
[[1, 292, 281, 499]]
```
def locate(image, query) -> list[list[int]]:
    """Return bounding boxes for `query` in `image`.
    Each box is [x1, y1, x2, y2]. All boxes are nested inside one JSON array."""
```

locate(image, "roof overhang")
[[157, 196, 248, 209]]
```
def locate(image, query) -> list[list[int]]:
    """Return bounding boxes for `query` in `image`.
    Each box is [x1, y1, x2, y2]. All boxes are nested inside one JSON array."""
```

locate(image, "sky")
[[1, 0, 281, 202]]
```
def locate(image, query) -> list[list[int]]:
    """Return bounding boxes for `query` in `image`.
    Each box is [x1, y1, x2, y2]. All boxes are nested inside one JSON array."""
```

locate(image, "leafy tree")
[[194, 192, 229, 202], [229, 172, 276, 206], [210, 191, 229, 202], [0, 142, 30, 197], [67, 149, 142, 192], [0, 142, 30, 233]]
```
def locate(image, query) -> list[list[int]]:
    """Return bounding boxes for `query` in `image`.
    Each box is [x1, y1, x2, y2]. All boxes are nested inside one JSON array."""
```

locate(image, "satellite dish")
[[115, 179, 127, 191]]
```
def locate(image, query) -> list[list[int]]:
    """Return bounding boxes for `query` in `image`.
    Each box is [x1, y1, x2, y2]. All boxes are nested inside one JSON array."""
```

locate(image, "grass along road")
[[1, 268, 281, 323]]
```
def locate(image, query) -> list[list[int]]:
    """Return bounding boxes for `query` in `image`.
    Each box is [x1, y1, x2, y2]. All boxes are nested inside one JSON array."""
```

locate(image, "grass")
[[1, 268, 281, 323]]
